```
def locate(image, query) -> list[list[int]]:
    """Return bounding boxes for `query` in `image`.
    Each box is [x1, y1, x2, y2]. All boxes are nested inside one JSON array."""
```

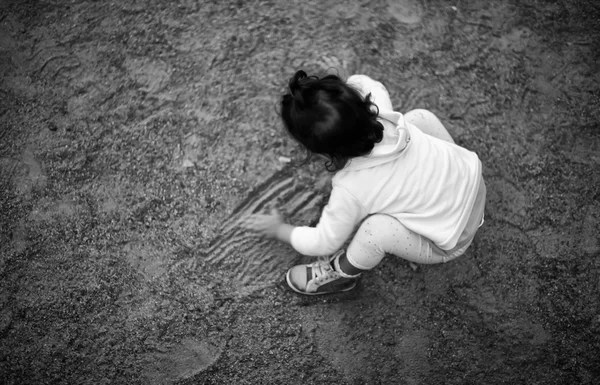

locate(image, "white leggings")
[[346, 214, 474, 268], [345, 109, 483, 269]]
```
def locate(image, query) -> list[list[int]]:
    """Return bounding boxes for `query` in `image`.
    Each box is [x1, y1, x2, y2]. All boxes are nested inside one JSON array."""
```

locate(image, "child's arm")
[[240, 209, 294, 244], [242, 186, 366, 256]]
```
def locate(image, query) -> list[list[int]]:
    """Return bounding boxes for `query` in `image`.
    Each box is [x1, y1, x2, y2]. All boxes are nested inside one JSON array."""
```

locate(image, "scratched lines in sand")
[[204, 169, 325, 285]]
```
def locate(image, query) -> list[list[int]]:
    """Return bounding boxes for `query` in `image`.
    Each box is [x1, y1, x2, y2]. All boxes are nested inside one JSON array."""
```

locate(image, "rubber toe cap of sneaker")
[[286, 265, 308, 292]]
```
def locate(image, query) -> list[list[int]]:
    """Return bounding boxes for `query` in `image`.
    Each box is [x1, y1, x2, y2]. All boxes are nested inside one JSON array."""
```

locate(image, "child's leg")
[[341, 174, 487, 273], [286, 212, 476, 295], [343, 214, 462, 272], [404, 109, 455, 144]]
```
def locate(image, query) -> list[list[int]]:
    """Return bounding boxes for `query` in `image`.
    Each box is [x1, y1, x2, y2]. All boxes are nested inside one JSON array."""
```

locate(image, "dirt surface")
[[1, 0, 599, 384]]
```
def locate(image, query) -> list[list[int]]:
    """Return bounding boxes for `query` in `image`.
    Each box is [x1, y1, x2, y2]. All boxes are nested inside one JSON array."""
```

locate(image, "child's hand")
[[239, 208, 285, 239]]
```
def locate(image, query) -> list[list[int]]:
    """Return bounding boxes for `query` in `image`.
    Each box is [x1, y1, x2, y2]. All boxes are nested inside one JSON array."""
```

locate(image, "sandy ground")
[[1, 0, 599, 384]]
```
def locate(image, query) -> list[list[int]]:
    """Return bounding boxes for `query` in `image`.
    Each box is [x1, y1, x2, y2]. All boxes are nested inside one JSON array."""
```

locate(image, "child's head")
[[281, 70, 384, 171]]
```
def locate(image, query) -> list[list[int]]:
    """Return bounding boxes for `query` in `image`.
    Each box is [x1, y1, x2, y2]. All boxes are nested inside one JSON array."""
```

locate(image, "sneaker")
[[286, 254, 358, 295]]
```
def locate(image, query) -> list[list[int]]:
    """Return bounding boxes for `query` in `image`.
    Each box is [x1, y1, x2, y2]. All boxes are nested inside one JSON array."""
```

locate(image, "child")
[[241, 70, 486, 295]]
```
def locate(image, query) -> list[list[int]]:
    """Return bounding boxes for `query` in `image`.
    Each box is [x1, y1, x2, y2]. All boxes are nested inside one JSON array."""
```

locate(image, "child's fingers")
[[237, 215, 256, 229], [238, 220, 251, 229], [238, 214, 268, 230]]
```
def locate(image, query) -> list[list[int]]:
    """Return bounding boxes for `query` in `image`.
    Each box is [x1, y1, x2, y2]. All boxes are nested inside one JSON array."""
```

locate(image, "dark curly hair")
[[281, 70, 384, 172]]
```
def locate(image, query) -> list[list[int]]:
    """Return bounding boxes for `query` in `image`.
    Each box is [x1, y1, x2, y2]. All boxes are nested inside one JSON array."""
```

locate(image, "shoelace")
[[311, 256, 338, 283]]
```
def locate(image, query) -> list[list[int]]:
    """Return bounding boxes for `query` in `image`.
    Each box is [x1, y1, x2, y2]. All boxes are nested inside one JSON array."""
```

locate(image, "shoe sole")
[[285, 269, 357, 296]]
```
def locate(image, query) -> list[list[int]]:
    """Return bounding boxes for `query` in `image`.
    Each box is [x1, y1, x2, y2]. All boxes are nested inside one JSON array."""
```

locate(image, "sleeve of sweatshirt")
[[290, 184, 367, 256]]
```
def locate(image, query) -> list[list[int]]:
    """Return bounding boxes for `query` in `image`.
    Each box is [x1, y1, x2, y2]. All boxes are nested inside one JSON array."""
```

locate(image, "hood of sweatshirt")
[[344, 109, 411, 171]]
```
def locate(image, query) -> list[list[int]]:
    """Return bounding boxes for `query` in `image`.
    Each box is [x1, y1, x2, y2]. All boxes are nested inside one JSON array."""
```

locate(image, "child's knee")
[[404, 108, 454, 143], [404, 109, 437, 124], [358, 214, 399, 239]]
